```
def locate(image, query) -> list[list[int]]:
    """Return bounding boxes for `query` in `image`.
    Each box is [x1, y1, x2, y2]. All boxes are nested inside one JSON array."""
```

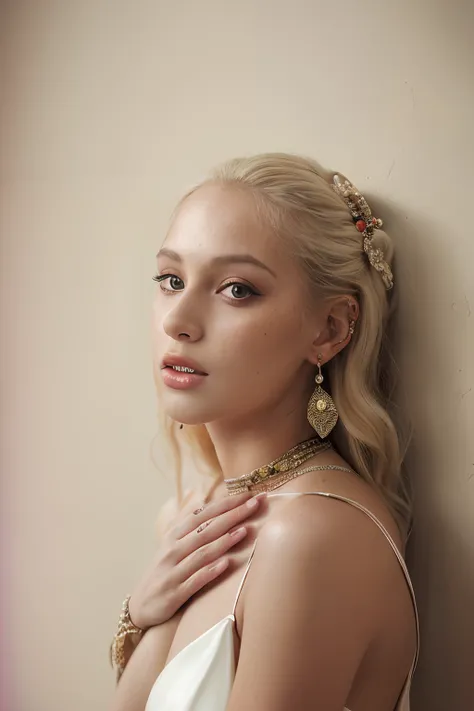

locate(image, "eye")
[[219, 282, 258, 301], [152, 274, 185, 292]]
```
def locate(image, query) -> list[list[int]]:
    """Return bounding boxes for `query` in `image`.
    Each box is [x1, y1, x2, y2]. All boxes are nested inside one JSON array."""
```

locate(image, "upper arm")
[[226, 497, 392, 711]]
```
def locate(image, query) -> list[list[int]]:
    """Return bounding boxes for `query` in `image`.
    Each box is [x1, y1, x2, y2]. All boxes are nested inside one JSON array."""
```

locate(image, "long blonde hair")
[[156, 153, 412, 534]]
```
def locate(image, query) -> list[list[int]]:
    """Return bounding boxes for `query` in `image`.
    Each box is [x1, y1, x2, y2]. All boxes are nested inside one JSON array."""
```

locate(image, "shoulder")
[[227, 494, 404, 710], [242, 493, 402, 632], [259, 492, 395, 565]]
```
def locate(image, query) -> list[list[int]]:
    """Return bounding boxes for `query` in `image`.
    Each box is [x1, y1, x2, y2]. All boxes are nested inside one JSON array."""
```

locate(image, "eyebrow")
[[156, 248, 277, 277]]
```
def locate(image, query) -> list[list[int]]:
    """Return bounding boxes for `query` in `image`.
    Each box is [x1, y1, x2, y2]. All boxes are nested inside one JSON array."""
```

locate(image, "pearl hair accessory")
[[332, 175, 394, 290]]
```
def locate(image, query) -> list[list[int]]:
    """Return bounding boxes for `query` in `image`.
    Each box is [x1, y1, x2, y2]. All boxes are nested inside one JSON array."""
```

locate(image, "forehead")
[[165, 183, 279, 257]]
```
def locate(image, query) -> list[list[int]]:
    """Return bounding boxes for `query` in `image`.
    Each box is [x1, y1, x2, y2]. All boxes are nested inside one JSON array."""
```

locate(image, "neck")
[[206, 404, 317, 481]]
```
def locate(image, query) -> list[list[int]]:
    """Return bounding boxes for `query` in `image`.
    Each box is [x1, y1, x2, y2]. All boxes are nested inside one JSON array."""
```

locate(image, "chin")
[[161, 393, 217, 427]]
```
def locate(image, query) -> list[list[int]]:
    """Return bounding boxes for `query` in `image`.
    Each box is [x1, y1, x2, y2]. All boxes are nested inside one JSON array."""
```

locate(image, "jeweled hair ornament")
[[332, 175, 394, 290]]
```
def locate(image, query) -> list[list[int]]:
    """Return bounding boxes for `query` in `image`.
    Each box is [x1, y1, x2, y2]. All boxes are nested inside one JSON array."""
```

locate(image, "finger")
[[177, 524, 249, 581], [174, 556, 230, 606], [174, 491, 254, 540], [177, 493, 265, 560]]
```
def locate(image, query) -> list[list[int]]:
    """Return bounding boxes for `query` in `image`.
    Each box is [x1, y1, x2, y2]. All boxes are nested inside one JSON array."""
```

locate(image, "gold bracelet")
[[110, 595, 145, 681]]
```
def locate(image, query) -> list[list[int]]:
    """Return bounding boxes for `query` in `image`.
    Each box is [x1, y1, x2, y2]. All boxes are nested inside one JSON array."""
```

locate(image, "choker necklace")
[[224, 437, 332, 496]]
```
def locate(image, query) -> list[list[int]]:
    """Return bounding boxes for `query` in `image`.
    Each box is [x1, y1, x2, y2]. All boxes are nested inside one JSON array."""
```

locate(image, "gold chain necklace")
[[235, 463, 355, 495], [224, 437, 332, 496]]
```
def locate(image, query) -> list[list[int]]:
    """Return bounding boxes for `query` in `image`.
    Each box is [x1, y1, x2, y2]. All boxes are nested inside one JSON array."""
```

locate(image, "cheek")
[[218, 305, 305, 377]]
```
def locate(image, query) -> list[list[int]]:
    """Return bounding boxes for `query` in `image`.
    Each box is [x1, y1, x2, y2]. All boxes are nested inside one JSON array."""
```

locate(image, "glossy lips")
[[161, 354, 208, 390]]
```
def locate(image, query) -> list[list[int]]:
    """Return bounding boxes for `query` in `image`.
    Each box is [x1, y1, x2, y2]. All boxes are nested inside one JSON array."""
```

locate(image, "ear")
[[308, 296, 359, 366]]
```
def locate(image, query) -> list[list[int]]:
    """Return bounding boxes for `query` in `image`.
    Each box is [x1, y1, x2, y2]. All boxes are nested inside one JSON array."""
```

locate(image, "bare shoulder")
[[239, 488, 413, 642], [228, 491, 416, 711], [267, 448, 406, 550], [253, 491, 401, 590]]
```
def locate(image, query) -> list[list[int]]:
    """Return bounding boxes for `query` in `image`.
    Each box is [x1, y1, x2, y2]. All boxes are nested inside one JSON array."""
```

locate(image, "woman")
[[109, 153, 419, 711]]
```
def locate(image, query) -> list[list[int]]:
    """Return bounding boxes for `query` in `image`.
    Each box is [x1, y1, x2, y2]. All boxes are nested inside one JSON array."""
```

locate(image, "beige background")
[[2, 1, 473, 709]]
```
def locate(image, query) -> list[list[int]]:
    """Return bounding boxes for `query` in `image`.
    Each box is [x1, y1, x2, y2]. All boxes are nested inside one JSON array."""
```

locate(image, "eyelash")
[[152, 274, 260, 302]]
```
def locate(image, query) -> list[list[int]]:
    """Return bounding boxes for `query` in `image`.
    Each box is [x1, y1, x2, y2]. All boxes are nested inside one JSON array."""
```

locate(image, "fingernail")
[[249, 492, 267, 506], [210, 558, 228, 572], [230, 526, 247, 538]]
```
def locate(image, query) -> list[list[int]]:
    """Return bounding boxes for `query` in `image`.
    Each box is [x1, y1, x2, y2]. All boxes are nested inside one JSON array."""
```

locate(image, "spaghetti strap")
[[231, 538, 259, 617], [230, 490, 419, 693]]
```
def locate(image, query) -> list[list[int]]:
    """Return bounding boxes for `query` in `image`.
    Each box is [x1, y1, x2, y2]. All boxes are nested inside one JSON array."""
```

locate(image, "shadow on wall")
[[369, 196, 473, 711]]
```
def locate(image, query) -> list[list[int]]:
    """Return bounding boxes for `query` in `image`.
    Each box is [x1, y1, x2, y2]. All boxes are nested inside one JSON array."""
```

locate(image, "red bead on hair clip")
[[332, 174, 394, 290]]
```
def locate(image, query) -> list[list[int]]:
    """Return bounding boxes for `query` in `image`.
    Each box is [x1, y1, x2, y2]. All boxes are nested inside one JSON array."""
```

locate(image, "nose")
[[162, 293, 204, 343]]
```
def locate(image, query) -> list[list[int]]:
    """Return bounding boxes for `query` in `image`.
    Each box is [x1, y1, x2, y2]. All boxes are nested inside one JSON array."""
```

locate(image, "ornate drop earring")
[[307, 355, 339, 438]]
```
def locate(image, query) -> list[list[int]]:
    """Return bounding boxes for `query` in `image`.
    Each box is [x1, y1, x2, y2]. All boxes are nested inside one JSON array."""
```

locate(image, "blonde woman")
[[109, 154, 419, 711]]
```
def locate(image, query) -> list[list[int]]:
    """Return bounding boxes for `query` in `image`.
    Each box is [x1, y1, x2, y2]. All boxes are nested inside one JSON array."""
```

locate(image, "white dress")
[[145, 491, 419, 711]]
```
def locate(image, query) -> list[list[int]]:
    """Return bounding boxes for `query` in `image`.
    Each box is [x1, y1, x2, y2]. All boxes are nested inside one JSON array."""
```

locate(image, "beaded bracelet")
[[110, 595, 145, 681]]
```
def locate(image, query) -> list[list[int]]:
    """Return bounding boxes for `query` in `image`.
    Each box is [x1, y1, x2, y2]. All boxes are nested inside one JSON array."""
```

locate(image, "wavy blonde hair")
[[156, 153, 412, 535]]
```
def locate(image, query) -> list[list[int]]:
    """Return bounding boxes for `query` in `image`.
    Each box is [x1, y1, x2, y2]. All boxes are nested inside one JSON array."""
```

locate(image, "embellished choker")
[[224, 437, 332, 496]]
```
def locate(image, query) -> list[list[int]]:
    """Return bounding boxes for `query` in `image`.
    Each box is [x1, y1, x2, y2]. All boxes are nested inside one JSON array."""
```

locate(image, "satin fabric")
[[146, 491, 419, 711], [145, 615, 236, 711]]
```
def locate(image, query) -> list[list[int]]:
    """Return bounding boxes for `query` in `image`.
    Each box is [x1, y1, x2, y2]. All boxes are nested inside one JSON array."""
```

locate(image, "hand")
[[128, 491, 266, 631]]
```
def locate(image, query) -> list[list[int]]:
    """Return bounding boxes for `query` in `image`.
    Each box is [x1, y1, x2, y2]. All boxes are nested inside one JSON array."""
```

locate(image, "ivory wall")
[[2, 1, 473, 709]]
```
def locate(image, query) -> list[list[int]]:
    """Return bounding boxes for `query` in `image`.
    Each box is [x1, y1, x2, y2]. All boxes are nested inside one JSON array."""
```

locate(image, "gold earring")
[[336, 318, 356, 345], [307, 355, 339, 438]]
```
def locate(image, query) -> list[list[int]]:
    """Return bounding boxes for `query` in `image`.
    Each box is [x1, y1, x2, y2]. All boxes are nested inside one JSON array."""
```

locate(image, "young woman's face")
[[152, 183, 325, 426]]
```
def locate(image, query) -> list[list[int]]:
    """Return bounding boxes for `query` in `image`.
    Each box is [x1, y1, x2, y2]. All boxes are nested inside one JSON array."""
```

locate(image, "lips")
[[161, 354, 208, 376]]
